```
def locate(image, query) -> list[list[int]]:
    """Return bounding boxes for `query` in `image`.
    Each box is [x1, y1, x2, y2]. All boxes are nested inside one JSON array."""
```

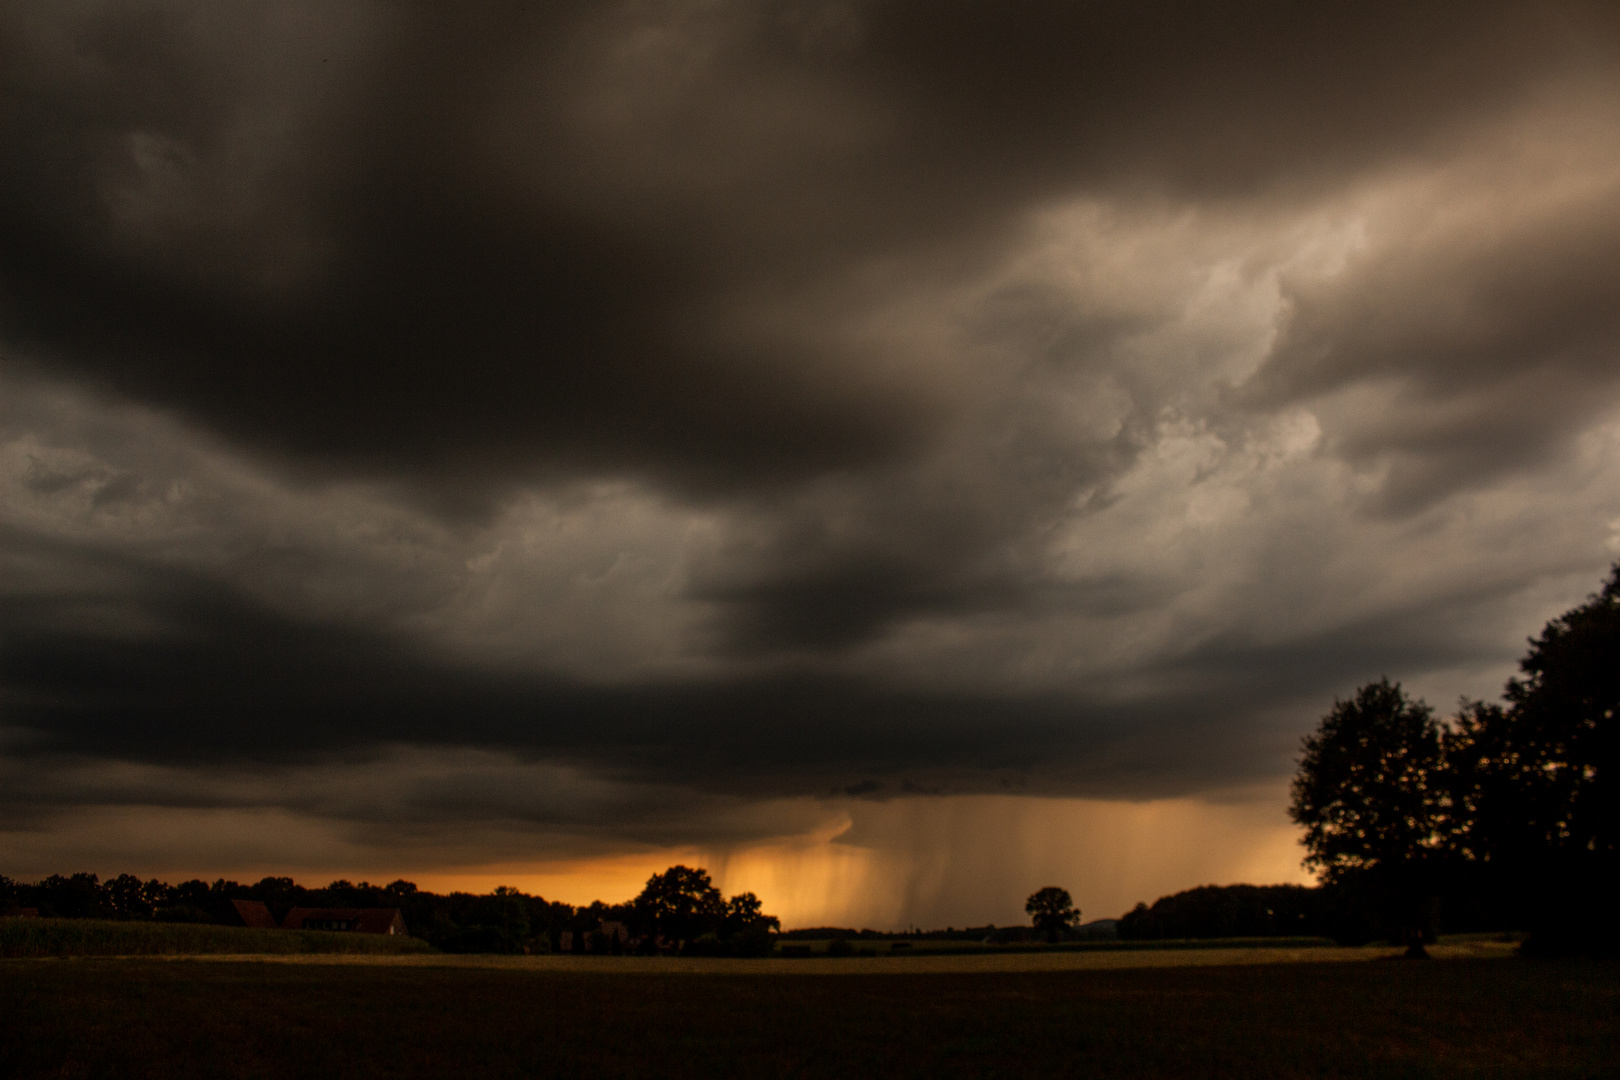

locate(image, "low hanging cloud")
[[3, 1, 1620, 911]]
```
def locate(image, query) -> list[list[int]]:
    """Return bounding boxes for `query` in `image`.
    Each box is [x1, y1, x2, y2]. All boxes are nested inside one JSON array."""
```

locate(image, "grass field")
[[778, 935, 1341, 956], [165, 937, 1518, 974], [2, 955, 1614, 1078], [0, 918, 435, 958]]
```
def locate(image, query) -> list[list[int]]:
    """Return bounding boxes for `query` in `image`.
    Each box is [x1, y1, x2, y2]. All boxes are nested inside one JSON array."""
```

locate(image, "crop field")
[[0, 918, 434, 958], [777, 934, 1340, 956], [3, 954, 1614, 1079], [164, 937, 1518, 974]]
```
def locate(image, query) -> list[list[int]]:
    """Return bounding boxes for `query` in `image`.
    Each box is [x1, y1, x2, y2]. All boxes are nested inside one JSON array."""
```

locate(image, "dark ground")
[[2, 957, 1615, 1079]]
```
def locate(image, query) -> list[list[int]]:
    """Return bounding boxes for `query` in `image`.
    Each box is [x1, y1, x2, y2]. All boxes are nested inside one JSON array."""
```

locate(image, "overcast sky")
[[4, 0, 1620, 927]]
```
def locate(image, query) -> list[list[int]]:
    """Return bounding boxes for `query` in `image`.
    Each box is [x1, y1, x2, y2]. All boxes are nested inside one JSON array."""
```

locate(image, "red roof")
[[282, 907, 407, 935], [230, 899, 280, 929]]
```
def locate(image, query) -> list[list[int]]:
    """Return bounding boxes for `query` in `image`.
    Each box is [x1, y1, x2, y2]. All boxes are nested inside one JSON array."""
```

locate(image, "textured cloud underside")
[[3, 1, 1620, 870]]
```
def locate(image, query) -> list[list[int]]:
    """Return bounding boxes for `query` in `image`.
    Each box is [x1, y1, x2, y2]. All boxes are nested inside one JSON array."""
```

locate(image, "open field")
[[2, 956, 1614, 1079], [775, 934, 1340, 956], [0, 918, 435, 958], [166, 938, 1518, 973], [0, 915, 1520, 970]]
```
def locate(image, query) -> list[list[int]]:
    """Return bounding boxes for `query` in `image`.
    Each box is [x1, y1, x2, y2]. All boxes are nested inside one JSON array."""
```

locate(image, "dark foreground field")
[[2, 957, 1615, 1079]]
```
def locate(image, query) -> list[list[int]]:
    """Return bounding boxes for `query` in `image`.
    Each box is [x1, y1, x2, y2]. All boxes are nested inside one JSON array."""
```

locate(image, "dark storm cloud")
[[0, 508, 1518, 819], [0, 0, 921, 504], [5, 0, 1616, 498], [5, 0, 1620, 856], [1246, 157, 1620, 513], [0, 533, 1116, 786]]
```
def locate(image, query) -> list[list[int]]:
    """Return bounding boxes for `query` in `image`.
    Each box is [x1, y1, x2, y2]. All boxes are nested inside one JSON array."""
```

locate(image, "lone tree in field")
[[1025, 886, 1080, 943], [1290, 678, 1447, 957]]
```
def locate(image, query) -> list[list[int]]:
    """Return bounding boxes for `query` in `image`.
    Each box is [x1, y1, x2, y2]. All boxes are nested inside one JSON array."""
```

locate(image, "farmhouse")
[[282, 907, 408, 935], [229, 899, 280, 929]]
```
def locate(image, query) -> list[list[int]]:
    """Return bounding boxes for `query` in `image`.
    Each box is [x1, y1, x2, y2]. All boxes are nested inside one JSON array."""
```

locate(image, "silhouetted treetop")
[[1443, 564, 1619, 952], [1289, 563, 1620, 955], [1025, 886, 1079, 943], [1290, 678, 1447, 881], [1502, 563, 1618, 862]]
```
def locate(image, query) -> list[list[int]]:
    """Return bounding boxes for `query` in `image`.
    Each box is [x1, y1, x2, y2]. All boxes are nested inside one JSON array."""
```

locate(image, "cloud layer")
[[4, 1, 1620, 917]]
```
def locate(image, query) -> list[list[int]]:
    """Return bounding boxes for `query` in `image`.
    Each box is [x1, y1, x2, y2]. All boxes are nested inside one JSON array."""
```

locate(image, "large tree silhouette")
[[1290, 678, 1447, 955], [1448, 564, 1619, 951], [632, 866, 724, 945], [1025, 886, 1079, 943]]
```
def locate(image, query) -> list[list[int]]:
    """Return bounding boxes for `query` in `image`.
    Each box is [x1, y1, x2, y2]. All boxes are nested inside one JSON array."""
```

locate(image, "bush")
[[153, 905, 213, 924], [438, 925, 526, 954], [682, 933, 730, 957], [728, 925, 777, 958]]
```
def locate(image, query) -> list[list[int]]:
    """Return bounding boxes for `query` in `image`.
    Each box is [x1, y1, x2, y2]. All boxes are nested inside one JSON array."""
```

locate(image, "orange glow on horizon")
[[352, 789, 1313, 928], [1, 789, 1310, 928], [404, 850, 711, 908]]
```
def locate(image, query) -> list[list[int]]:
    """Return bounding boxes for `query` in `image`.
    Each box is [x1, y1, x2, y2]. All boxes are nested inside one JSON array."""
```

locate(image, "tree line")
[[1118, 884, 1333, 941], [0, 864, 779, 956], [1288, 563, 1618, 956]]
